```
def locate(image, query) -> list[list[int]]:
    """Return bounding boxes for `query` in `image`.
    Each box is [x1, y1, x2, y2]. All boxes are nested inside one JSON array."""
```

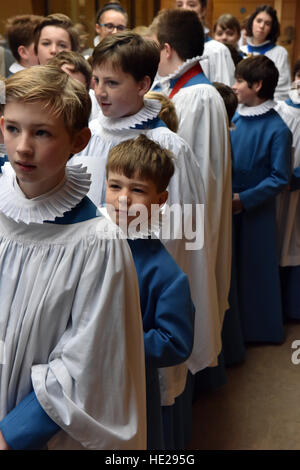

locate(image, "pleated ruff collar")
[[238, 99, 276, 117], [97, 98, 161, 132], [155, 56, 203, 88], [0, 163, 91, 224]]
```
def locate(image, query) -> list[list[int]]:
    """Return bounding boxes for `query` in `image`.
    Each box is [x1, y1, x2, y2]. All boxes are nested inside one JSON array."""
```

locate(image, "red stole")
[[169, 63, 203, 99]]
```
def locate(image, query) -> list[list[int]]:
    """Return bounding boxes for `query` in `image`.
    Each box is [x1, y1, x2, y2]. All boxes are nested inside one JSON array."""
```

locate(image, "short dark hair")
[[5, 14, 43, 61], [213, 82, 238, 124], [47, 51, 92, 90], [96, 2, 128, 25], [246, 5, 280, 44], [156, 9, 205, 61], [92, 32, 159, 85], [235, 55, 279, 100]]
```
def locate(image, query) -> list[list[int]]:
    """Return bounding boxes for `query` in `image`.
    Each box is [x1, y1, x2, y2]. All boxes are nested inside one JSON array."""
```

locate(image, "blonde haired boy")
[[0, 65, 146, 450]]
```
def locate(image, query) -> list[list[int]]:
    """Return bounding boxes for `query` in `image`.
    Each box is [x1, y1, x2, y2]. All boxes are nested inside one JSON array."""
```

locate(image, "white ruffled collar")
[[0, 163, 91, 224], [98, 98, 162, 132], [238, 99, 276, 117], [155, 56, 204, 87]]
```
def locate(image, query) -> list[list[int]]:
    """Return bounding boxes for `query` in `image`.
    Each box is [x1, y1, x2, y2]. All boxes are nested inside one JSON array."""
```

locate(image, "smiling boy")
[[104, 136, 195, 449]]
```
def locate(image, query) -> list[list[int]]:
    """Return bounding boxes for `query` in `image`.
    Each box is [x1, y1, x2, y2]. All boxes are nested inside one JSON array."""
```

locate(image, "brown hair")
[[92, 31, 159, 85], [213, 82, 238, 125], [235, 55, 279, 100], [34, 13, 79, 54], [106, 135, 175, 192], [156, 9, 205, 61], [5, 14, 43, 61], [4, 65, 91, 135], [48, 51, 92, 90], [213, 14, 241, 36]]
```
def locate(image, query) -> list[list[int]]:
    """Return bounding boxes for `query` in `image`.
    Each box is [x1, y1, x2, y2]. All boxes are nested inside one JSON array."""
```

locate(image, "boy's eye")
[[36, 129, 51, 137], [133, 188, 145, 194], [5, 125, 18, 134], [106, 80, 119, 87], [109, 183, 121, 189]]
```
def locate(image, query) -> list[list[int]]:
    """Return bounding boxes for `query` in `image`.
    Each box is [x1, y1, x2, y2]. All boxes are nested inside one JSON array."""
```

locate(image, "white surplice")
[[154, 58, 232, 335], [201, 38, 235, 86], [0, 163, 147, 450], [275, 100, 300, 266], [70, 99, 222, 404]]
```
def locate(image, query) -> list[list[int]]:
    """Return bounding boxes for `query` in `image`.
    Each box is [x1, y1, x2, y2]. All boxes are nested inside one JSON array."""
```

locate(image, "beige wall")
[[1, 1, 298, 67]]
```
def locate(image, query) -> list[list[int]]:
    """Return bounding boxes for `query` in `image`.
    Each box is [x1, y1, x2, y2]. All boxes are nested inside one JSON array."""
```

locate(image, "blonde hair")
[[106, 135, 175, 192], [145, 91, 179, 133], [4, 65, 91, 135]]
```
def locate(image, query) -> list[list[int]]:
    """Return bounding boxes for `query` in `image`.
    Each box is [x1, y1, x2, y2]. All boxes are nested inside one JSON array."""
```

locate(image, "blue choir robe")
[[230, 102, 292, 343], [127, 238, 195, 449]]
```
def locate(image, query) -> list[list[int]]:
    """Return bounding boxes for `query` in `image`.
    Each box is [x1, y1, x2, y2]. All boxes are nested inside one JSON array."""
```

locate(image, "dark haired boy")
[[174, 0, 235, 85], [231, 54, 292, 343], [153, 8, 233, 350], [5, 14, 43, 74]]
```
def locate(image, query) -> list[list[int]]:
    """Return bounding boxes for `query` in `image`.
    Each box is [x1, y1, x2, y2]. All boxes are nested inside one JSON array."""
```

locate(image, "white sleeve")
[[201, 40, 235, 86], [267, 46, 291, 101]]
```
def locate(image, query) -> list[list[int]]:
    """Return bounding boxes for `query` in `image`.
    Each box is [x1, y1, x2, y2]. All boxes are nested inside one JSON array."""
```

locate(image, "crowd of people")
[[0, 0, 299, 451]]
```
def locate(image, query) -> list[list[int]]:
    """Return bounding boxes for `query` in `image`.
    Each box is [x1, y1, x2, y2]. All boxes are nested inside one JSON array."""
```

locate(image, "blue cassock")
[[230, 108, 292, 343], [127, 238, 195, 450]]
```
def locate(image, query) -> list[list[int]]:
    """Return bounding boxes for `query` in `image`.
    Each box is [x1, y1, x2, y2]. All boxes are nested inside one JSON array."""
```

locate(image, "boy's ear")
[[163, 43, 172, 60], [137, 75, 152, 96], [253, 80, 263, 94], [95, 23, 101, 35], [17, 45, 27, 61], [158, 190, 168, 207], [71, 127, 91, 154], [0, 115, 5, 135]]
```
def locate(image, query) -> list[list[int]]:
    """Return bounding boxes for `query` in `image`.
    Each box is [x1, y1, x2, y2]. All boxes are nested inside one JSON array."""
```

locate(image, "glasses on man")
[[98, 23, 127, 32]]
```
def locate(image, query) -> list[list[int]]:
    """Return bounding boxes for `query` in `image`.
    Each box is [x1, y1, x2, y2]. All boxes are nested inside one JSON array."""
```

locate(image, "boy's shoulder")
[[128, 237, 186, 282]]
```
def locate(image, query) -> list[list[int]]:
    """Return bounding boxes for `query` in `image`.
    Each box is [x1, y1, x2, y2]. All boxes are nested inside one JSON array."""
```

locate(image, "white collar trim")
[[98, 98, 162, 131], [238, 99, 276, 116], [156, 56, 205, 86], [0, 163, 91, 224], [247, 38, 272, 47]]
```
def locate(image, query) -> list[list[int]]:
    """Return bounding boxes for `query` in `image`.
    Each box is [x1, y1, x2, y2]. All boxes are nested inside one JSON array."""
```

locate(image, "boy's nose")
[[16, 134, 33, 155], [118, 194, 132, 208], [50, 44, 58, 55]]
